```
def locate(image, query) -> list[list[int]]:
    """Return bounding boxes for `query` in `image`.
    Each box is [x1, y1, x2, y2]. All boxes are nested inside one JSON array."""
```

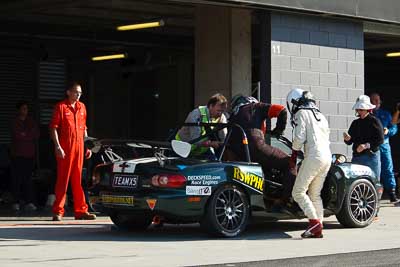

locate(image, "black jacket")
[[345, 114, 384, 156]]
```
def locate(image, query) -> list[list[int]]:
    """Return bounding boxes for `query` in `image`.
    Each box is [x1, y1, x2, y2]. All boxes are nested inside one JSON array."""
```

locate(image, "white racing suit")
[[291, 109, 332, 222]]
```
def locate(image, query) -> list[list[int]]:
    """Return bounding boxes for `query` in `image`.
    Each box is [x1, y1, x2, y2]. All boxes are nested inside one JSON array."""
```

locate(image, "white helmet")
[[286, 88, 303, 115], [286, 88, 317, 115]]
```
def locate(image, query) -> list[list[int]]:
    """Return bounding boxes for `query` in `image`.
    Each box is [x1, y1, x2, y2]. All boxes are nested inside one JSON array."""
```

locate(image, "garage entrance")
[[0, 1, 196, 144], [0, 1, 260, 206], [365, 32, 400, 171]]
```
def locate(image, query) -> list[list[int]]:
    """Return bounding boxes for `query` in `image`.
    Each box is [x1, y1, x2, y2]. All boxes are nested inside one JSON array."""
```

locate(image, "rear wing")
[[85, 138, 172, 152]]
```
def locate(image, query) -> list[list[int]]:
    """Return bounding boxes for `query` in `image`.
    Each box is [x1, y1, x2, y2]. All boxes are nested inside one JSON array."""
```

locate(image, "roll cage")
[[179, 122, 304, 162]]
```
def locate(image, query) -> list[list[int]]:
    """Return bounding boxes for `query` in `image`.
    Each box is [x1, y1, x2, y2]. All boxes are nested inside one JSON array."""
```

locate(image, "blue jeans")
[[380, 143, 397, 190], [352, 150, 381, 179]]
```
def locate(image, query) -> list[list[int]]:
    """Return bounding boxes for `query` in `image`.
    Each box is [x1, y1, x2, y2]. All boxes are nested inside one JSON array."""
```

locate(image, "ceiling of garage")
[[0, 0, 196, 58], [1, 1, 400, 58], [0, 0, 194, 33]]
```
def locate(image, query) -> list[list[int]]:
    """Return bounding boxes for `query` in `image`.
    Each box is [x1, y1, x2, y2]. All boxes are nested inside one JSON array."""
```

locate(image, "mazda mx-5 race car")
[[89, 123, 383, 237]]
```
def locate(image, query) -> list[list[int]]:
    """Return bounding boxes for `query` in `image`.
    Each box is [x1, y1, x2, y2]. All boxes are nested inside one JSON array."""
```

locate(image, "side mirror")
[[332, 154, 347, 164], [171, 140, 191, 158]]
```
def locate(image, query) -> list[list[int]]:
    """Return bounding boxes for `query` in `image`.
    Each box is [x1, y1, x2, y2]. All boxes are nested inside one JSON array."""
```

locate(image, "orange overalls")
[[49, 99, 88, 217]]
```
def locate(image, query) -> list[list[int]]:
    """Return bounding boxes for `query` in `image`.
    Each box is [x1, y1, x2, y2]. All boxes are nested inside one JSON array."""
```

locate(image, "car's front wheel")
[[336, 179, 378, 228], [201, 184, 250, 237], [110, 212, 152, 231]]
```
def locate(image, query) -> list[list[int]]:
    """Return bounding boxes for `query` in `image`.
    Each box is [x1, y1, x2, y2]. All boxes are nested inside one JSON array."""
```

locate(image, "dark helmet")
[[230, 94, 259, 115]]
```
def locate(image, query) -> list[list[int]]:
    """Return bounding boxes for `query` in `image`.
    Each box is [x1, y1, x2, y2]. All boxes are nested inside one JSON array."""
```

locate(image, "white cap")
[[352, 95, 376, 110]]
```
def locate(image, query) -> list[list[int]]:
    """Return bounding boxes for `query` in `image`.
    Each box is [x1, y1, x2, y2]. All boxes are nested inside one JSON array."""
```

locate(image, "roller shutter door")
[[0, 51, 35, 144], [38, 60, 66, 125]]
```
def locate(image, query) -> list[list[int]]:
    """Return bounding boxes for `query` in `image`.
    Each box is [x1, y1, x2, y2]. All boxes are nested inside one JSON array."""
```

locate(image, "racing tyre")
[[336, 179, 378, 228], [201, 184, 250, 237], [110, 212, 152, 231]]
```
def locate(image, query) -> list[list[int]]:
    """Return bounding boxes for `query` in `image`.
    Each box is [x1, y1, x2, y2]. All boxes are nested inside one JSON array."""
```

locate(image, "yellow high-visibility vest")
[[176, 106, 219, 155]]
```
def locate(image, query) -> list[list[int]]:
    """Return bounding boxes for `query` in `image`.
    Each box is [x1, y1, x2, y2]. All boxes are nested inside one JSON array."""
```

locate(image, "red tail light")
[[151, 174, 186, 188]]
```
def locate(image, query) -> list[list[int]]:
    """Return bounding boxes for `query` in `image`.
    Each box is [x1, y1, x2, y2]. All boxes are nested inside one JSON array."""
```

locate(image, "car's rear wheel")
[[201, 184, 250, 237], [110, 212, 152, 231], [336, 179, 378, 228]]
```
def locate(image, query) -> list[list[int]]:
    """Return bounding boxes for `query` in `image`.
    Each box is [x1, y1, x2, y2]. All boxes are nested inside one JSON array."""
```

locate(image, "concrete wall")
[[195, 6, 251, 106], [270, 12, 364, 157], [231, 8, 252, 98]]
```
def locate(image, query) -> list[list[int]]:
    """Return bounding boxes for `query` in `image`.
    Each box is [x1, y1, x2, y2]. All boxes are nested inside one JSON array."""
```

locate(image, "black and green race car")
[[89, 123, 383, 237]]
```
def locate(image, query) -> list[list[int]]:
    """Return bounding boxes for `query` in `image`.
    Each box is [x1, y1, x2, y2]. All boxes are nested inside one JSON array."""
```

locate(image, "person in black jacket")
[[344, 95, 384, 179]]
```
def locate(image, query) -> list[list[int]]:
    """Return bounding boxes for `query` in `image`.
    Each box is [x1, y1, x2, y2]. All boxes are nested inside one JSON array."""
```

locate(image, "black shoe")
[[75, 212, 96, 220], [389, 189, 399, 203]]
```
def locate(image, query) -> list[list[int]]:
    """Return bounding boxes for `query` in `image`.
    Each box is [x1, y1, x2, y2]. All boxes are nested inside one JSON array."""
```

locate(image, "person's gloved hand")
[[270, 127, 283, 137], [289, 150, 298, 169], [85, 148, 92, 159]]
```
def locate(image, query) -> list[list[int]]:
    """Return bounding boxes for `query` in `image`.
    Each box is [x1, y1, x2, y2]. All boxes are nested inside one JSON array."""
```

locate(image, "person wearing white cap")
[[343, 95, 384, 181]]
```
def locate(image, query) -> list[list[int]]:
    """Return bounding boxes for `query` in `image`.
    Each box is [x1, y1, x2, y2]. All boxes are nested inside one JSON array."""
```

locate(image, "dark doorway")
[[365, 33, 400, 171], [131, 70, 158, 139]]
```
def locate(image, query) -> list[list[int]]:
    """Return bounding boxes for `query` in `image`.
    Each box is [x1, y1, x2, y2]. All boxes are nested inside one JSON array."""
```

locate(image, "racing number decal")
[[232, 167, 264, 192]]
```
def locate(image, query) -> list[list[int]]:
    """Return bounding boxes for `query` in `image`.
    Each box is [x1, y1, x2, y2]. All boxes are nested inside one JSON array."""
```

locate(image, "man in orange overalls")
[[49, 82, 96, 221]]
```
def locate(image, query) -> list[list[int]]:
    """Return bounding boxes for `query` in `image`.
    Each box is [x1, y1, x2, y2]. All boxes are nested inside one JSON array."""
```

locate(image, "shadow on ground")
[[0, 217, 345, 243]]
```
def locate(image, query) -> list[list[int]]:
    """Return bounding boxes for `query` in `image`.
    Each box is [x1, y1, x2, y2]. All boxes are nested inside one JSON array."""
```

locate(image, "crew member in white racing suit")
[[287, 88, 332, 238]]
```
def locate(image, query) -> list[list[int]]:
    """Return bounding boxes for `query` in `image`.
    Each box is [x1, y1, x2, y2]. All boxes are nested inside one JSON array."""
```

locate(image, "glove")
[[270, 127, 283, 137], [289, 150, 298, 169], [85, 148, 92, 159]]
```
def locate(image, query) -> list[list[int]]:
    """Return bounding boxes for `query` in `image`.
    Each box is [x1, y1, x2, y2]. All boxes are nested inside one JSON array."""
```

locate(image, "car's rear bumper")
[[92, 190, 207, 221]]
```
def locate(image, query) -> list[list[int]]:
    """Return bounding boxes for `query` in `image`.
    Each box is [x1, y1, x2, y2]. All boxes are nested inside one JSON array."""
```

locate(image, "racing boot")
[[389, 188, 399, 203], [301, 219, 323, 238]]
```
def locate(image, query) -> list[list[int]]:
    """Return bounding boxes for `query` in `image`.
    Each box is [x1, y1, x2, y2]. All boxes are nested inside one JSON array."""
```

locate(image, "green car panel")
[[90, 136, 383, 236]]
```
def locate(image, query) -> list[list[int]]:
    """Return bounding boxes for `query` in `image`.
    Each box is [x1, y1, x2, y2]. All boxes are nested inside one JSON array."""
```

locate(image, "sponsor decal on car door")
[[232, 167, 264, 193]]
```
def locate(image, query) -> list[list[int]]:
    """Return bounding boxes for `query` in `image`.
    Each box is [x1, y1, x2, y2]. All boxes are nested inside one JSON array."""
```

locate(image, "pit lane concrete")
[[0, 201, 399, 267]]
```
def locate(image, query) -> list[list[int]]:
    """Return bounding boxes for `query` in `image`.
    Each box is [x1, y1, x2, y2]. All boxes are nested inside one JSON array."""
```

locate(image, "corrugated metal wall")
[[38, 60, 66, 125], [0, 51, 35, 144]]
